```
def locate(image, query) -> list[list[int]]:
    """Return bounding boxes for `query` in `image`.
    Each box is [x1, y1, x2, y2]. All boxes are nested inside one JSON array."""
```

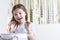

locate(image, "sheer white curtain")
[[39, 0, 58, 24]]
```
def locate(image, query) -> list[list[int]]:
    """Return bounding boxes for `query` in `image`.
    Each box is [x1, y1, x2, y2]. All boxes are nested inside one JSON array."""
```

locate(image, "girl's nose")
[[17, 13, 21, 18]]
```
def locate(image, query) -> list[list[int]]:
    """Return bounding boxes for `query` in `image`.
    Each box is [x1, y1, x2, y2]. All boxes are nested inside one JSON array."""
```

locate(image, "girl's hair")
[[10, 4, 28, 26]]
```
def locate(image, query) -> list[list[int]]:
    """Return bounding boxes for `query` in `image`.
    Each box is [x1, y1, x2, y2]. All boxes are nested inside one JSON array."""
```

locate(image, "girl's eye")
[[14, 14, 17, 16], [19, 13, 21, 14]]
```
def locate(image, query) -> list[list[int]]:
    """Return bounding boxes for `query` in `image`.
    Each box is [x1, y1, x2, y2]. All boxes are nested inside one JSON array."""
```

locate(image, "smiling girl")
[[8, 4, 36, 40]]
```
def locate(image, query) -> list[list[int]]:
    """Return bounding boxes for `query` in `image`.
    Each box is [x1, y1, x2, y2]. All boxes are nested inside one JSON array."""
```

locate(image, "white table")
[[0, 33, 28, 40]]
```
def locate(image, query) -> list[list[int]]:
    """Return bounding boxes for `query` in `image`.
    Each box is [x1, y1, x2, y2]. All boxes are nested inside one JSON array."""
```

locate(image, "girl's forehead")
[[13, 8, 25, 13], [14, 8, 24, 12]]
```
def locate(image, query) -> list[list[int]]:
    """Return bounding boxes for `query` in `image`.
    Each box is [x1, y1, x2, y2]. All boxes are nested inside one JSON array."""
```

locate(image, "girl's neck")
[[19, 20, 26, 25]]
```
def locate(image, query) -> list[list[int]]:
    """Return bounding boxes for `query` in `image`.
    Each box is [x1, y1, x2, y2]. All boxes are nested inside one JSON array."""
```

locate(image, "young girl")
[[8, 4, 36, 40]]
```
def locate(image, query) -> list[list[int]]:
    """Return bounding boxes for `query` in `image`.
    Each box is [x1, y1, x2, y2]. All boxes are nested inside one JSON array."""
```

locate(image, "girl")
[[8, 4, 36, 40]]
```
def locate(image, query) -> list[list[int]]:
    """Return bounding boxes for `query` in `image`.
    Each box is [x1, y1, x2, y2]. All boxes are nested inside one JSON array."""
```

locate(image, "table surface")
[[0, 33, 28, 40]]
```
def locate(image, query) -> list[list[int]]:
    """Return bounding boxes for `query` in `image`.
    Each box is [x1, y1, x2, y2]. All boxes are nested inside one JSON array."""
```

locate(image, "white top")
[[11, 24, 27, 34], [11, 23, 37, 35]]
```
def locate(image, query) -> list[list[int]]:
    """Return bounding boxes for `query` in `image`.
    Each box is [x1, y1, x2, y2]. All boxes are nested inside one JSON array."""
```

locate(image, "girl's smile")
[[17, 17, 23, 21]]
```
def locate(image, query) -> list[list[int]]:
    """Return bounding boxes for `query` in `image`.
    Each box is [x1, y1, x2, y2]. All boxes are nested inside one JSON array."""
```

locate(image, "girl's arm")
[[28, 30, 36, 40], [27, 23, 36, 40]]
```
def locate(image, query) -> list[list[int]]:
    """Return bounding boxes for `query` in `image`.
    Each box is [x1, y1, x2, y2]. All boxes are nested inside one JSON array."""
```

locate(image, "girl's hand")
[[8, 21, 16, 33]]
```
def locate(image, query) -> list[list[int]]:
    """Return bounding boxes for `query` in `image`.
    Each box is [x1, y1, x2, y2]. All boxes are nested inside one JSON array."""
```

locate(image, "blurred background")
[[0, 0, 60, 40], [7, 0, 60, 24]]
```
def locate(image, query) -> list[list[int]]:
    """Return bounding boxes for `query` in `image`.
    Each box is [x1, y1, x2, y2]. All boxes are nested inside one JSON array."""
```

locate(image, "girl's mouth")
[[17, 17, 23, 20]]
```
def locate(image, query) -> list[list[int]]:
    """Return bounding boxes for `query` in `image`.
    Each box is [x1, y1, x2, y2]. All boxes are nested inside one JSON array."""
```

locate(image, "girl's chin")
[[17, 20, 23, 23]]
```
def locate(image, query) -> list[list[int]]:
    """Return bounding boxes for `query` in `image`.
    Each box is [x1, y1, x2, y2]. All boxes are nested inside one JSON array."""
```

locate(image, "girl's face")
[[13, 8, 26, 23]]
